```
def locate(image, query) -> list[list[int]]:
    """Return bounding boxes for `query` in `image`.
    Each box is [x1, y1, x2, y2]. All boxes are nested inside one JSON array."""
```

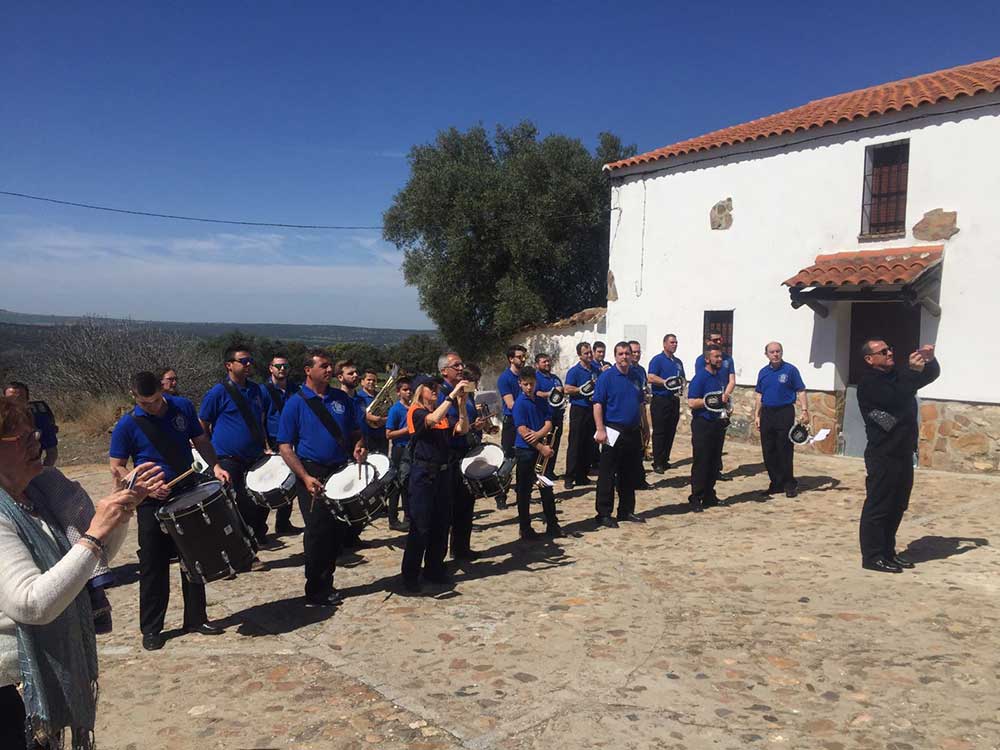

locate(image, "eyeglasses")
[[446, 363, 465, 370], [229, 357, 255, 365], [871, 347, 893, 357], [271, 363, 289, 369], [0, 429, 41, 446], [162, 376, 178, 382]]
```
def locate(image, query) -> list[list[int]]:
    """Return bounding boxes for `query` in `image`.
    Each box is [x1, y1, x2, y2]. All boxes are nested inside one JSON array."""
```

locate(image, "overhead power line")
[[0, 190, 383, 230]]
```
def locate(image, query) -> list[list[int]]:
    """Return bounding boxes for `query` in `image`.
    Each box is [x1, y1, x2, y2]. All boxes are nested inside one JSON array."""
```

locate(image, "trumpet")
[[365, 364, 400, 418]]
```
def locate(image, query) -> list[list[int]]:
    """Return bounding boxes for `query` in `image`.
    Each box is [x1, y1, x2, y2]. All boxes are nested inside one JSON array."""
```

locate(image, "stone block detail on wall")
[[710, 198, 733, 230], [607, 269, 619, 302], [912, 208, 959, 241], [917, 399, 1000, 472]]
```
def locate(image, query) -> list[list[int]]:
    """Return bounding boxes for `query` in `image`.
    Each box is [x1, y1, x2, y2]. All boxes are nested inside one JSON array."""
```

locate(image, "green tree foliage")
[[383, 122, 636, 359]]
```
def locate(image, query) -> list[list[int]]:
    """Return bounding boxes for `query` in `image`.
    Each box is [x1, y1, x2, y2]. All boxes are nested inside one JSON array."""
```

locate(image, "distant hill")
[[0, 309, 435, 347]]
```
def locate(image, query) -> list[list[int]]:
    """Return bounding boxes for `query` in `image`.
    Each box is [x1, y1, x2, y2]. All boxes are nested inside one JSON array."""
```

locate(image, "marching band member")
[[438, 352, 482, 561], [592, 342, 646, 528], [687, 344, 729, 512], [385, 377, 413, 531], [401, 374, 470, 593], [695, 333, 736, 480], [532, 353, 564, 483], [593, 341, 611, 371], [513, 367, 562, 539], [564, 342, 600, 489], [198, 345, 272, 566], [359, 369, 390, 455], [496, 345, 526, 508], [159, 368, 179, 396], [4, 383, 58, 467], [337, 360, 374, 549], [647, 334, 685, 472], [263, 354, 301, 535], [278, 349, 366, 606], [109, 371, 229, 650], [753, 342, 808, 499], [857, 340, 939, 574], [628, 340, 651, 488]]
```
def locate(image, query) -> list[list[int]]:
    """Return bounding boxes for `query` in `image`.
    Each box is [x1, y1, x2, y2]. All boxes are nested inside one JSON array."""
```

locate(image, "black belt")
[[762, 403, 794, 411], [651, 391, 678, 399], [301, 459, 346, 478], [606, 421, 640, 432]]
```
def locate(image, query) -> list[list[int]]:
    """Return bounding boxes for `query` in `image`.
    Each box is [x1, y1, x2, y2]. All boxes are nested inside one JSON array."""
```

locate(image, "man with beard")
[[687, 344, 729, 512]]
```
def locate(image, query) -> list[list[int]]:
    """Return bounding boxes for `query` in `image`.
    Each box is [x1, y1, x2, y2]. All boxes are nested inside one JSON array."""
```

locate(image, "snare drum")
[[245, 454, 296, 509], [155, 480, 256, 584], [460, 443, 514, 499], [322, 453, 396, 526]]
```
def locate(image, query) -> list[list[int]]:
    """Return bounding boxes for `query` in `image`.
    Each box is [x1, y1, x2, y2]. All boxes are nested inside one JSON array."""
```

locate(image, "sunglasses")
[[0, 429, 41, 446], [229, 357, 255, 365], [271, 363, 289, 369], [871, 347, 893, 357]]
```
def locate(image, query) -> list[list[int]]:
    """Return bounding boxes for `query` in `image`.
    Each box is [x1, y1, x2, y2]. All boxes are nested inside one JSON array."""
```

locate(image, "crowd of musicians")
[[1, 332, 940, 661]]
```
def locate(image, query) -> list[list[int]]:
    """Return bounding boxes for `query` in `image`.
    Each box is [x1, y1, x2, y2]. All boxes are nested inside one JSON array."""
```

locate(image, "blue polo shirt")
[[648, 353, 686, 396], [756, 361, 806, 407], [513, 393, 553, 450], [277, 386, 358, 465], [534, 370, 564, 411], [497, 368, 520, 417], [386, 399, 410, 447], [28, 402, 58, 450], [355, 389, 379, 438], [110, 395, 202, 482], [688, 366, 730, 422], [565, 361, 601, 408], [438, 381, 477, 449], [198, 379, 271, 461], [264, 379, 300, 440], [695, 354, 736, 379], [593, 365, 643, 427]]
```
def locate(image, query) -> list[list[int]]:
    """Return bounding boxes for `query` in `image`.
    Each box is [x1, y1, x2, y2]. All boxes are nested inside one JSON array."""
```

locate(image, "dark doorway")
[[847, 301, 921, 385]]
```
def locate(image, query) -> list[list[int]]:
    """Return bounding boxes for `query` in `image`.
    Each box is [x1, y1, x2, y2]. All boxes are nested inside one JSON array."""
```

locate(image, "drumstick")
[[165, 467, 196, 490]]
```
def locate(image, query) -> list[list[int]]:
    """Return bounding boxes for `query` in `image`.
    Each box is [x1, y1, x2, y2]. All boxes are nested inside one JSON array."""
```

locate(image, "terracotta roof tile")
[[783, 246, 944, 288], [606, 56, 1000, 171]]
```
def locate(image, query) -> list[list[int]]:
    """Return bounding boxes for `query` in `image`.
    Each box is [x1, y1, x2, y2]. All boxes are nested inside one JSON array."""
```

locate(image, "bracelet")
[[80, 533, 106, 552]]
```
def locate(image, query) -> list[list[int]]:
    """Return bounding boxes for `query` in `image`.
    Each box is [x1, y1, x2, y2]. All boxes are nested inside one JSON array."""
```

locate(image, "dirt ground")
[[65, 439, 999, 750]]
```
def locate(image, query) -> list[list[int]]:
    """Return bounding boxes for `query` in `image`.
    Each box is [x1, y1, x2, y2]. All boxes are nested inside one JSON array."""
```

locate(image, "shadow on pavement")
[[222, 595, 339, 636], [903, 535, 990, 563]]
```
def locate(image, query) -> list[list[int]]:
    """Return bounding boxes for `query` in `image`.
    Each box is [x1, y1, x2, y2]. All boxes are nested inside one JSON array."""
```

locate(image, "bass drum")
[[322, 453, 395, 526], [155, 480, 256, 584], [461, 443, 514, 499]]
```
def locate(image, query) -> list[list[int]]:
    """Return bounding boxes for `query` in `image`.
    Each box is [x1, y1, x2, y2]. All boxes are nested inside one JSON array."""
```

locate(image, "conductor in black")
[[857, 340, 939, 573]]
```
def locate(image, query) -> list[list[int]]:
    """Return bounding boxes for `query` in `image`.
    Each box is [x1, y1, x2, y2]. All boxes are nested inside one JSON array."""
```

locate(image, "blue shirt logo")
[[331, 401, 346, 414]]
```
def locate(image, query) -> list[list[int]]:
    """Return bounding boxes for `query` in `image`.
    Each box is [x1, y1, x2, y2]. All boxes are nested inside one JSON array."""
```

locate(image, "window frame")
[[859, 139, 910, 240], [702, 310, 734, 358]]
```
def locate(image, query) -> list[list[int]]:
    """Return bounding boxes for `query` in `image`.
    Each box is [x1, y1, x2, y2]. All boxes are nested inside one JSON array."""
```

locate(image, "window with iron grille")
[[703, 310, 733, 357], [860, 140, 909, 238]]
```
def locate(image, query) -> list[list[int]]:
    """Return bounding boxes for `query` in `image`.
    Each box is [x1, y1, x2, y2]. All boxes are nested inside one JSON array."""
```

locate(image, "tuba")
[[365, 365, 399, 418]]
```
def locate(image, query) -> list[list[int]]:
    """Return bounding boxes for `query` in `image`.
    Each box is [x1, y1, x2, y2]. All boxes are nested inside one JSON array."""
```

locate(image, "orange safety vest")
[[406, 401, 449, 434]]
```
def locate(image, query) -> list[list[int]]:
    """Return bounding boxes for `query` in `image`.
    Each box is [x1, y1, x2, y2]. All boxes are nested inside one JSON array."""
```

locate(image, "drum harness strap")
[[222, 379, 269, 451], [298, 391, 351, 459], [128, 410, 193, 495]]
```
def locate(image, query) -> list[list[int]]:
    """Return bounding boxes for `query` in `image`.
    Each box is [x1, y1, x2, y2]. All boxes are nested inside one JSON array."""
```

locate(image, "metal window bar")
[[861, 141, 909, 236], [703, 311, 734, 357]]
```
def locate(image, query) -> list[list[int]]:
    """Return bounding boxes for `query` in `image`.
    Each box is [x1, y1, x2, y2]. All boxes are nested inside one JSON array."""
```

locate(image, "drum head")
[[324, 461, 382, 500], [366, 453, 391, 475], [246, 455, 292, 492], [703, 392, 725, 412], [163, 481, 223, 513], [461, 443, 505, 479]]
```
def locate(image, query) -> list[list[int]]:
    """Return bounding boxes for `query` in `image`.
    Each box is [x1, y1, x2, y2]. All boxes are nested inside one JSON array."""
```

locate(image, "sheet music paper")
[[808, 428, 830, 444], [596, 425, 620, 447]]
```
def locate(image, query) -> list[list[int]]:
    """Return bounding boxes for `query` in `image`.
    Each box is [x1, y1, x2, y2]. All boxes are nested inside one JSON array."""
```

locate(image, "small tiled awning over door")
[[782, 245, 944, 317]]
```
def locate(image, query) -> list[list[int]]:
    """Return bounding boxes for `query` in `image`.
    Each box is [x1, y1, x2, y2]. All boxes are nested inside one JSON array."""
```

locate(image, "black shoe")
[[389, 518, 410, 531], [142, 633, 165, 651], [520, 527, 541, 541], [785, 485, 798, 498], [249, 557, 271, 572], [423, 571, 454, 585], [689, 501, 704, 513], [545, 523, 565, 538], [563, 480, 575, 490], [596, 516, 619, 529], [758, 488, 774, 500], [185, 622, 224, 636], [717, 472, 731, 482], [891, 554, 915, 569], [495, 496, 508, 510], [652, 465, 666, 474], [305, 590, 344, 607], [453, 549, 481, 561], [663, 461, 672, 470], [703, 497, 720, 508], [275, 522, 303, 535], [637, 480, 652, 490], [618, 513, 646, 524], [862, 558, 904, 574]]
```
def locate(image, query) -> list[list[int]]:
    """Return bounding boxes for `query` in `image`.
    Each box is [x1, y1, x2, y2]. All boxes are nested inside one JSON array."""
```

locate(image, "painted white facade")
[[605, 91, 1000, 404]]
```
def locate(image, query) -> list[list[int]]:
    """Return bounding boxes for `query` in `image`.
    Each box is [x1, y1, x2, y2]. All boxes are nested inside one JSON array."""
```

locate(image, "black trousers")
[[218, 456, 267, 543], [515, 448, 558, 530], [137, 502, 207, 634], [566, 405, 595, 483], [367, 431, 389, 455], [449, 449, 476, 555], [595, 424, 641, 519], [545, 414, 564, 480], [501, 415, 516, 457], [0, 684, 33, 750], [402, 462, 452, 583], [760, 404, 796, 491], [650, 394, 680, 467], [860, 453, 914, 564], [387, 443, 411, 522], [297, 460, 348, 597], [690, 418, 726, 503]]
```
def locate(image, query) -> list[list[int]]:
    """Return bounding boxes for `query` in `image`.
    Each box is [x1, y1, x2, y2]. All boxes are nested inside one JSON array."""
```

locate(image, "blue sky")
[[2, 2, 997, 328]]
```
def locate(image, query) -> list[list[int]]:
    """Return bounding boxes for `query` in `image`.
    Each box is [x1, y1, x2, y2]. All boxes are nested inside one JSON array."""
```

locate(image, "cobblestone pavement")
[[67, 440, 1000, 750]]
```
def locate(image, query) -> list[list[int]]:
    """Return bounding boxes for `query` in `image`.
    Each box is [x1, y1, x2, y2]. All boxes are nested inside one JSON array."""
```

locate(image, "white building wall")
[[606, 92, 1000, 403]]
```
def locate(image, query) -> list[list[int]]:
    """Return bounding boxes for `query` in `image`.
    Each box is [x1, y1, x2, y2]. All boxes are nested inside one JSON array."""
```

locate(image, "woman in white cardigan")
[[0, 397, 162, 750]]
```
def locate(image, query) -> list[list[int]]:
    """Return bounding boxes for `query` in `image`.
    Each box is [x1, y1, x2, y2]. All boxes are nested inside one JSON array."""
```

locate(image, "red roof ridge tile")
[[606, 56, 1000, 171]]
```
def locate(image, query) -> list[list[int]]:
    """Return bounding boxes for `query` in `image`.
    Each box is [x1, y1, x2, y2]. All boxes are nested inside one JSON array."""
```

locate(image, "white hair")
[[437, 351, 460, 373]]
